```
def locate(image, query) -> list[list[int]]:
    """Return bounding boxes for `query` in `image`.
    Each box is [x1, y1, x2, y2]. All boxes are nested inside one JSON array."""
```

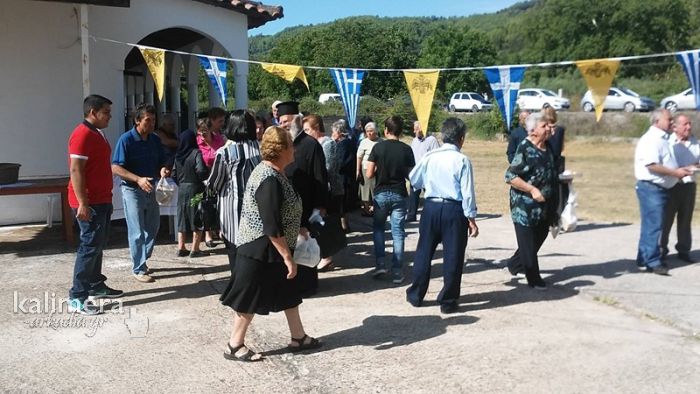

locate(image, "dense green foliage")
[[196, 0, 700, 134]]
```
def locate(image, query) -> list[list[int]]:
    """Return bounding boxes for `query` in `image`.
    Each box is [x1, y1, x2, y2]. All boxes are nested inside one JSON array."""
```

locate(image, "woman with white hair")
[[356, 122, 382, 216], [504, 112, 559, 290]]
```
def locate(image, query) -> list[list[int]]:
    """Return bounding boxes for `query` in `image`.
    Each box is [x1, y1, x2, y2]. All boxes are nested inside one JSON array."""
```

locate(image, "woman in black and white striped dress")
[[208, 110, 262, 273]]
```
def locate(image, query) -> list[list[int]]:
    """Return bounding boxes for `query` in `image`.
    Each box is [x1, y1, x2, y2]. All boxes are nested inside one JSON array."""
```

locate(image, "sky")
[[249, 0, 524, 36]]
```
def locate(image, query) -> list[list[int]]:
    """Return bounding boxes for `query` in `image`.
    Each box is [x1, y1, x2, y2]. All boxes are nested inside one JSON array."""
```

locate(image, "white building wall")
[[0, 0, 250, 225], [0, 1, 83, 225]]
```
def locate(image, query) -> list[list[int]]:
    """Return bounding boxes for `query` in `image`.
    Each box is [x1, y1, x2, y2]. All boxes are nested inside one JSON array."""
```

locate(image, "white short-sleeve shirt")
[[634, 125, 678, 189]]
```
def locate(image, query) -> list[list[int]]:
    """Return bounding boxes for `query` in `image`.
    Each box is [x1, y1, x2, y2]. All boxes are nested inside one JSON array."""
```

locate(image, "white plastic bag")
[[559, 184, 578, 233], [293, 235, 321, 268], [309, 208, 325, 226], [155, 177, 177, 206]]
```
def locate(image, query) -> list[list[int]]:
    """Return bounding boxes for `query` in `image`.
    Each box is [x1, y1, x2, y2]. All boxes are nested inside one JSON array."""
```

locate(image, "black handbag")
[[199, 188, 219, 231], [308, 214, 347, 258]]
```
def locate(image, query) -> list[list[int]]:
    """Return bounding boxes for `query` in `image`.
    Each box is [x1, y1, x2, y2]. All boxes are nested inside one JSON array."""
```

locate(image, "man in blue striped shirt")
[[406, 118, 479, 314]]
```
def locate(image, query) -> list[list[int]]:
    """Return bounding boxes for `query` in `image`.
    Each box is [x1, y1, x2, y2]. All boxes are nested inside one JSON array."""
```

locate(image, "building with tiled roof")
[[0, 0, 283, 225]]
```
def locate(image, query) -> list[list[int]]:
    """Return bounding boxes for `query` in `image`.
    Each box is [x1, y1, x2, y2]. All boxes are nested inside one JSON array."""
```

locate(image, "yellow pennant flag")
[[139, 47, 165, 102], [261, 63, 309, 90], [404, 70, 440, 133], [576, 59, 620, 122]]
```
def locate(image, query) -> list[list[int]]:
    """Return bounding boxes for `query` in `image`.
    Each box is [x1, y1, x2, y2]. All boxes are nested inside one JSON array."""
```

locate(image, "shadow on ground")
[[262, 313, 479, 356]]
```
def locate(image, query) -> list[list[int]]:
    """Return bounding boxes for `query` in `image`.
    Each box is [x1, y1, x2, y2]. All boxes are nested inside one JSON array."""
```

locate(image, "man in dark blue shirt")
[[506, 110, 530, 164], [112, 103, 170, 283]]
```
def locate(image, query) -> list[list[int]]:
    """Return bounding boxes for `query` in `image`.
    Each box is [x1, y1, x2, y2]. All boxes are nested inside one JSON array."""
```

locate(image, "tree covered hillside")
[[246, 0, 700, 103]]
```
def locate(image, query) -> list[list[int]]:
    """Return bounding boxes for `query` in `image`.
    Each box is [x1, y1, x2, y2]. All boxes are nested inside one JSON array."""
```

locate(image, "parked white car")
[[516, 88, 570, 111], [660, 88, 696, 112], [318, 93, 341, 104], [449, 92, 492, 112], [581, 87, 655, 113]]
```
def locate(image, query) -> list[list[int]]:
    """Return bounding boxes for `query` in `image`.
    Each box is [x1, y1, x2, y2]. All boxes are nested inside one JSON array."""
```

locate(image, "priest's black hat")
[[276, 101, 299, 116]]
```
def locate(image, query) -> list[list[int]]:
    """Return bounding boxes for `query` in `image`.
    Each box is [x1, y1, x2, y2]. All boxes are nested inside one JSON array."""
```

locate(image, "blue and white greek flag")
[[677, 50, 700, 111], [329, 68, 365, 129], [483, 66, 526, 130], [198, 56, 228, 107]]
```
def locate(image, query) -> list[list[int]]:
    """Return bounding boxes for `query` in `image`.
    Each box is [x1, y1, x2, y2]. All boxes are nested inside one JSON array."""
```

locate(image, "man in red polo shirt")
[[67, 94, 124, 315]]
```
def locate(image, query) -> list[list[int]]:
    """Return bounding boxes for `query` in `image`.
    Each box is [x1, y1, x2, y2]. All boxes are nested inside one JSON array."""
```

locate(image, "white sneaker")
[[133, 273, 155, 283]]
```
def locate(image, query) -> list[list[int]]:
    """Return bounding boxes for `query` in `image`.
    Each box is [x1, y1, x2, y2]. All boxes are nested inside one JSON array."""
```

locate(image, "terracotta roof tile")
[[193, 0, 284, 29], [46, 1, 283, 29]]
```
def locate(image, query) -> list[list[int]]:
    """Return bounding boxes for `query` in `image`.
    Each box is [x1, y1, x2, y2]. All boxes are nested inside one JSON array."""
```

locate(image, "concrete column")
[[233, 61, 248, 110], [126, 75, 135, 113], [170, 78, 182, 132], [135, 75, 145, 107], [208, 82, 221, 108], [144, 67, 154, 105], [187, 81, 198, 130], [169, 55, 183, 132]]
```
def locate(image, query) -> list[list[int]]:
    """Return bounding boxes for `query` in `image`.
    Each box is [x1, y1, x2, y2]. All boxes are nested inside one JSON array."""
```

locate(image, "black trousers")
[[407, 188, 422, 220], [661, 182, 696, 256], [508, 222, 549, 285], [406, 200, 468, 307], [224, 240, 237, 277]]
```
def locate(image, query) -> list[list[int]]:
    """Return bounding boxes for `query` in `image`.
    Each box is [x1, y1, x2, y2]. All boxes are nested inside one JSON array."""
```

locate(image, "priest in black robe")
[[278, 101, 329, 297]]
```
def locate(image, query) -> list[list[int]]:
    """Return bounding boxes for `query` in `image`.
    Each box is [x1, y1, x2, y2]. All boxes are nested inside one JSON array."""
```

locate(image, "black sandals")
[[224, 343, 263, 362], [288, 334, 322, 353]]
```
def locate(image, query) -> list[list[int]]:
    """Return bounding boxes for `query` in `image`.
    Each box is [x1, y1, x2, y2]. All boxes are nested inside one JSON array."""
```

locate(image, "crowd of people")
[[64, 94, 698, 362]]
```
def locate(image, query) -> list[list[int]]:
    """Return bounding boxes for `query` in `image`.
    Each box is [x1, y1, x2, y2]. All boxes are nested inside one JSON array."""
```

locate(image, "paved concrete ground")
[[1, 212, 699, 393]]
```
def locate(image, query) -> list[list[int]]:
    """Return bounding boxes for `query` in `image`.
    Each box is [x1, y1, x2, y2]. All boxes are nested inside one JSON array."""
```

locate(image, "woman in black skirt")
[[220, 126, 322, 362], [174, 128, 209, 257]]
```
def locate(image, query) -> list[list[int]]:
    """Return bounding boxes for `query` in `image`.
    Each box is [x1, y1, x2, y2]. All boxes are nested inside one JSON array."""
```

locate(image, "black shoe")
[[406, 216, 417, 223], [528, 279, 548, 291], [677, 253, 694, 263], [189, 250, 208, 258], [205, 240, 217, 248], [406, 295, 422, 308], [177, 249, 189, 257], [88, 285, 124, 299], [651, 265, 670, 276], [440, 303, 459, 314]]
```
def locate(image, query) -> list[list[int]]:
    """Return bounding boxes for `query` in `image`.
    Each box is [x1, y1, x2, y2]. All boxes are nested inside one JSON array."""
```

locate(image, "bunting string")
[[92, 35, 699, 72]]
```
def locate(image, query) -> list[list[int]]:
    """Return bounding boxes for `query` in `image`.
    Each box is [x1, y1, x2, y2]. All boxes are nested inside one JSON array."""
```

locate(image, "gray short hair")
[[364, 122, 377, 132], [674, 113, 691, 124], [524, 112, 545, 133], [650, 109, 669, 126], [441, 118, 467, 145], [332, 119, 348, 133]]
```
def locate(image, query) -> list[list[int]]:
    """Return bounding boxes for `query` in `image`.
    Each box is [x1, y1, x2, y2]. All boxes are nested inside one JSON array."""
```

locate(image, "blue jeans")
[[122, 185, 160, 274], [636, 180, 669, 268], [373, 191, 407, 271], [69, 204, 112, 300]]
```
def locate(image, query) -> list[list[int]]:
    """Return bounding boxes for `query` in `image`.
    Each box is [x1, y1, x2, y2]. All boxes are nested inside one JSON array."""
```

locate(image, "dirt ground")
[[1, 209, 699, 393], [464, 138, 699, 224], [2, 136, 700, 393]]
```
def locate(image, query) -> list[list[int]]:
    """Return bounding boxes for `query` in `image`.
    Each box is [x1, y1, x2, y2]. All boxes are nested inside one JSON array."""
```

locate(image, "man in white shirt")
[[408, 121, 440, 222], [406, 118, 478, 314], [661, 114, 699, 263], [634, 109, 692, 275]]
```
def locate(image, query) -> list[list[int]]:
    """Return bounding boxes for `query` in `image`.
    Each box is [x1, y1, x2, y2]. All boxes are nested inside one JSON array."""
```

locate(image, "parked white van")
[[448, 92, 492, 112], [318, 93, 341, 103]]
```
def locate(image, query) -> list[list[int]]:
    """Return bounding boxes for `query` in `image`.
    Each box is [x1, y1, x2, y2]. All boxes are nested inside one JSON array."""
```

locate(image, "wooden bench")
[[0, 177, 75, 244]]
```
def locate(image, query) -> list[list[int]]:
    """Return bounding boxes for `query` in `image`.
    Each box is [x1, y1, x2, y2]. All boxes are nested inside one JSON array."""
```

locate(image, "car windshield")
[[541, 90, 557, 97], [472, 94, 488, 103], [619, 87, 640, 97]]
